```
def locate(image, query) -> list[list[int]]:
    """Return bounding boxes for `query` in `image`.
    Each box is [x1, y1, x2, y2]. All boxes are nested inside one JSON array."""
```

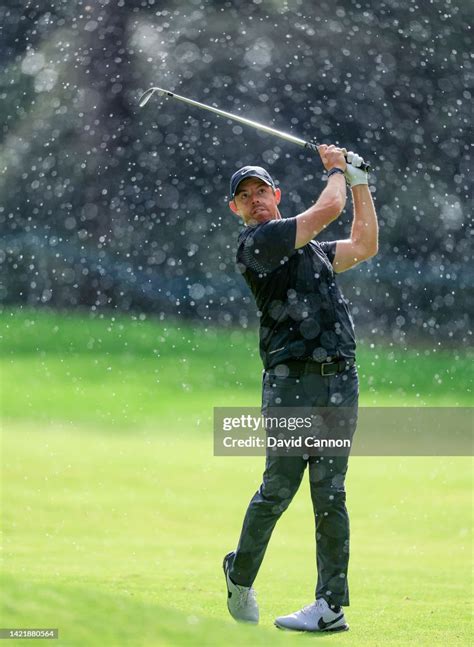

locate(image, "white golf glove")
[[344, 151, 368, 187]]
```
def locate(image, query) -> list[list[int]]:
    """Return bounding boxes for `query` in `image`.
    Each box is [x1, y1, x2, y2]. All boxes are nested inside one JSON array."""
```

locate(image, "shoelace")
[[301, 599, 327, 616], [301, 602, 317, 615], [316, 599, 327, 613], [235, 585, 257, 609]]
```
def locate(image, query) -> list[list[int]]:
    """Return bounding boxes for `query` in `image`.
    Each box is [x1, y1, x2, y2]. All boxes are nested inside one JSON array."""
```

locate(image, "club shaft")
[[140, 87, 316, 149], [138, 86, 371, 171]]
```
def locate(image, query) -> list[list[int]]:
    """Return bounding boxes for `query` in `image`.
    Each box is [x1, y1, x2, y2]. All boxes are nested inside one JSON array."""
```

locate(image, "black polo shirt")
[[236, 217, 356, 370]]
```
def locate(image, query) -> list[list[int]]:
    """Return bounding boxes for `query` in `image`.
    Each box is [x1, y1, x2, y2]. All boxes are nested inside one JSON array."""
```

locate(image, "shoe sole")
[[222, 552, 232, 607], [222, 552, 234, 576], [274, 621, 349, 633]]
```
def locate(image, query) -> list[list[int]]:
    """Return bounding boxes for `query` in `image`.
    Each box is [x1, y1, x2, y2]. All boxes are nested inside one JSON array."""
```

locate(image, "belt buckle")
[[321, 361, 338, 376]]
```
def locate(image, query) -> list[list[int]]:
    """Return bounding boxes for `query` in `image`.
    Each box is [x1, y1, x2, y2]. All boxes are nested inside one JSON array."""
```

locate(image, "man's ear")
[[275, 188, 282, 204], [228, 200, 241, 217]]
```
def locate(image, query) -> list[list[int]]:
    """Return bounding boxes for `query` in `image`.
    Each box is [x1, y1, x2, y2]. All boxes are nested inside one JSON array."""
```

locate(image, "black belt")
[[271, 357, 356, 377]]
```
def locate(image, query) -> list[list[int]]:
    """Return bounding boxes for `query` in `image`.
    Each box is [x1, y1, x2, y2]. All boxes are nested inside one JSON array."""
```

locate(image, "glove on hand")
[[344, 151, 369, 187]]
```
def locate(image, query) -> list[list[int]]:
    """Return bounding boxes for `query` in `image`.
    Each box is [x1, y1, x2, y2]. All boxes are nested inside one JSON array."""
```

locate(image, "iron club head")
[[138, 87, 174, 108], [138, 88, 158, 108]]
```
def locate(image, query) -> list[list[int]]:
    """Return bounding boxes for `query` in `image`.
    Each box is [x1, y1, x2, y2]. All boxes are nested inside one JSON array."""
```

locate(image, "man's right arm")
[[294, 144, 347, 249], [294, 174, 346, 248]]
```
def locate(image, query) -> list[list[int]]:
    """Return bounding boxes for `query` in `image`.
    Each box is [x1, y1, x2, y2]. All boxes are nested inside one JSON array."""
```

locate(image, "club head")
[[138, 87, 173, 108], [138, 88, 158, 108]]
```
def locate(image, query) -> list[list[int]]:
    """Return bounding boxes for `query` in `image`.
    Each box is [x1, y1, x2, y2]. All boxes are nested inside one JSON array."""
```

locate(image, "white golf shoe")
[[223, 552, 259, 624], [274, 597, 349, 632]]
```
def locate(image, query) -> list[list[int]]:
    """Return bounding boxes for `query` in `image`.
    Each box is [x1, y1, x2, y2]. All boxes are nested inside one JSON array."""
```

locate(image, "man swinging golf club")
[[223, 145, 379, 632]]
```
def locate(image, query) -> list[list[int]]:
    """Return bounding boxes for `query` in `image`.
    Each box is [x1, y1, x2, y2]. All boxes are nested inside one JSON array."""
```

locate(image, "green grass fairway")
[[1, 309, 473, 646]]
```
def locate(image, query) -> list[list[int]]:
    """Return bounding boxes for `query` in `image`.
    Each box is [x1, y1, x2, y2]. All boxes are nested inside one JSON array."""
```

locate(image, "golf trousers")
[[228, 362, 359, 607]]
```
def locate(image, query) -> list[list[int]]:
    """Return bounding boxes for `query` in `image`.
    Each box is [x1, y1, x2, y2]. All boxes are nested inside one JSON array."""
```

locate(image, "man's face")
[[229, 178, 282, 225]]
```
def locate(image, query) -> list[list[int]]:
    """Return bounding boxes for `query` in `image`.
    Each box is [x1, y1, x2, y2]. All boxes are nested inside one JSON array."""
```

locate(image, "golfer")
[[223, 145, 378, 632]]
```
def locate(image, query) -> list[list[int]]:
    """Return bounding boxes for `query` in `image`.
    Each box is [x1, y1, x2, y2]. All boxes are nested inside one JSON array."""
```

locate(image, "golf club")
[[138, 87, 371, 172]]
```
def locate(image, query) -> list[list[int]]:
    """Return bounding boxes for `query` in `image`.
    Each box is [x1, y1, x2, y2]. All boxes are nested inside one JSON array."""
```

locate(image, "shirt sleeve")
[[317, 241, 337, 265], [238, 218, 297, 274]]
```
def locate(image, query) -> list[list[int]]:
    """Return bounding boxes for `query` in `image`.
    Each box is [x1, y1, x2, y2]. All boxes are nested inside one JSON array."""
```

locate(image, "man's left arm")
[[331, 152, 379, 274]]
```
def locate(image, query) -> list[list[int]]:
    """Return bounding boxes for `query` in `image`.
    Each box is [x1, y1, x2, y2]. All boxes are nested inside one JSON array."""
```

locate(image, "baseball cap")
[[229, 165, 276, 199]]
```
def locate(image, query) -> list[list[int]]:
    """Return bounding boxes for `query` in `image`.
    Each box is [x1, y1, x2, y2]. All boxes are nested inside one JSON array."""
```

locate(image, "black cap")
[[229, 166, 276, 199]]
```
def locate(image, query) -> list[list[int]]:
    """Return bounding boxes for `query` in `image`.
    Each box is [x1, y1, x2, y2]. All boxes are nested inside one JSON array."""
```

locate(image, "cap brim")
[[232, 173, 273, 198]]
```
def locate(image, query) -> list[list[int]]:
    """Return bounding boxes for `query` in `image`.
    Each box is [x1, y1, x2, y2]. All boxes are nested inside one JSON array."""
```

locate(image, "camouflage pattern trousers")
[[228, 362, 359, 607]]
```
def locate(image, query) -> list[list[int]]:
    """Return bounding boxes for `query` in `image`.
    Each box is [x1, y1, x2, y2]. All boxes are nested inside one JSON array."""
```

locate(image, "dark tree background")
[[1, 0, 472, 347]]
